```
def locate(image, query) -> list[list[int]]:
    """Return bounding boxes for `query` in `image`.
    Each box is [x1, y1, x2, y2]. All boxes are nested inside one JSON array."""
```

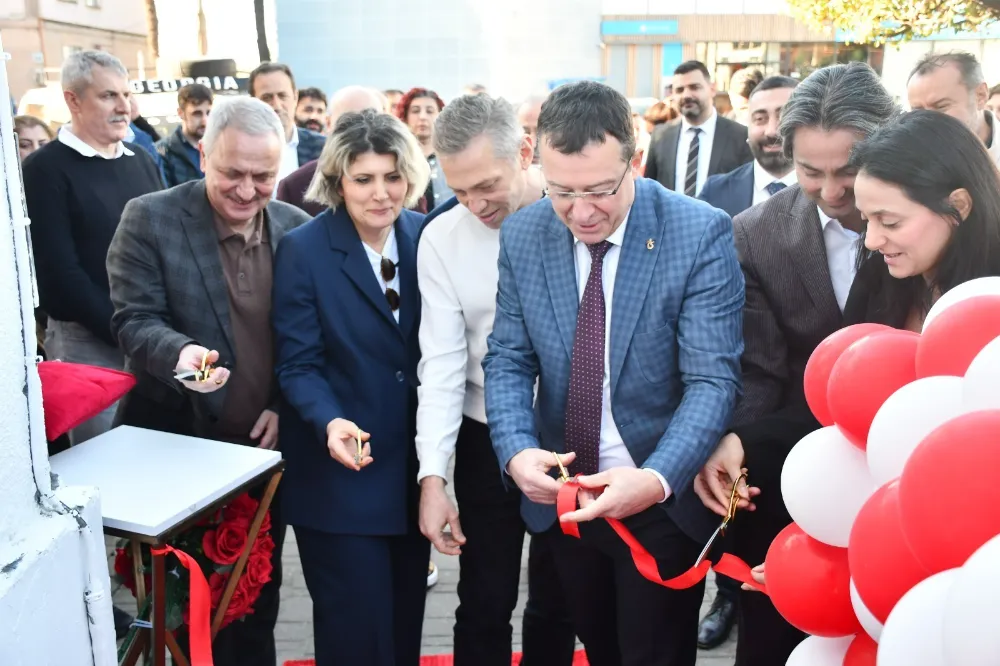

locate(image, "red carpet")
[[284, 651, 589, 665]]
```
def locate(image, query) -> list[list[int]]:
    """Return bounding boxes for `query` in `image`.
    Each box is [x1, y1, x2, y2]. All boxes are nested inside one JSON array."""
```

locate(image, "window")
[[62, 45, 83, 60]]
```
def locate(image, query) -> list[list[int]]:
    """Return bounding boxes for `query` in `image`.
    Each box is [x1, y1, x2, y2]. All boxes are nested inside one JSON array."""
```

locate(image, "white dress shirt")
[[58, 125, 134, 159], [277, 128, 300, 184], [572, 210, 671, 502], [362, 226, 400, 323], [751, 161, 798, 207], [817, 207, 860, 311], [415, 205, 500, 481], [674, 110, 718, 196]]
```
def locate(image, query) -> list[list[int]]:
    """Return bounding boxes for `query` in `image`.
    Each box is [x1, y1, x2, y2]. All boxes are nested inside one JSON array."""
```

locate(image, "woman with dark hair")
[[396, 87, 454, 211], [846, 108, 1000, 328], [696, 109, 1000, 604]]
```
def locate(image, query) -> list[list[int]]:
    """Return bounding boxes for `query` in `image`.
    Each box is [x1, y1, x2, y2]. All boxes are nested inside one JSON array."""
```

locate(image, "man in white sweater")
[[416, 94, 575, 666]]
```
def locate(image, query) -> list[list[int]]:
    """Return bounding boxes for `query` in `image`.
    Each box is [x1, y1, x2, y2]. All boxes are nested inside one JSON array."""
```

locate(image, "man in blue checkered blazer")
[[482, 81, 745, 666]]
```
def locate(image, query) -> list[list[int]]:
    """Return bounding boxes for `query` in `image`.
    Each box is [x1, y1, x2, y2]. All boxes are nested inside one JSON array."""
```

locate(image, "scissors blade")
[[174, 370, 200, 382], [694, 520, 726, 568]]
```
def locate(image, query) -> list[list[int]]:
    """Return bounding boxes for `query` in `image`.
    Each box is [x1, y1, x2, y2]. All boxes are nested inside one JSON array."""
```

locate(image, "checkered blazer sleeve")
[[108, 195, 197, 386], [482, 226, 541, 472], [644, 208, 744, 495]]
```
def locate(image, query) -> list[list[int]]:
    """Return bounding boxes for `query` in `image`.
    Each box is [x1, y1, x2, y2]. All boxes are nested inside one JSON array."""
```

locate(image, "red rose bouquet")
[[114, 493, 274, 631]]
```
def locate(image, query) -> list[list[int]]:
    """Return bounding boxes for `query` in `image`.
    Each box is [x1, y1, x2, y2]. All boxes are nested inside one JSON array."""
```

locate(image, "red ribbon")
[[556, 478, 767, 595], [151, 545, 214, 665]]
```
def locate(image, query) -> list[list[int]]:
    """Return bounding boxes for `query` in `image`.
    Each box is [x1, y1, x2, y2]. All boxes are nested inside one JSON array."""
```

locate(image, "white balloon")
[[866, 376, 966, 485], [851, 579, 883, 642], [942, 535, 1000, 665], [963, 336, 1000, 411], [785, 635, 853, 665], [781, 426, 877, 547], [878, 570, 958, 666], [923, 276, 1000, 332]]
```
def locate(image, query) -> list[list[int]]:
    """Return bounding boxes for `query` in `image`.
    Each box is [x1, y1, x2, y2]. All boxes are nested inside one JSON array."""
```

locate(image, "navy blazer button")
[[396, 371, 404, 382]]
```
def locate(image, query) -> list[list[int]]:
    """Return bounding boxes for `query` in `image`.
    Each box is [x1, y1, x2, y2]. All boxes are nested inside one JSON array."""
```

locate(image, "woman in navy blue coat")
[[272, 109, 430, 666]]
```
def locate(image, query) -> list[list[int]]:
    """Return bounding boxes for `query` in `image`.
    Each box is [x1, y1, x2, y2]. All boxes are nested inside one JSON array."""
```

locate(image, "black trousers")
[[451, 417, 576, 666], [535, 505, 705, 666]]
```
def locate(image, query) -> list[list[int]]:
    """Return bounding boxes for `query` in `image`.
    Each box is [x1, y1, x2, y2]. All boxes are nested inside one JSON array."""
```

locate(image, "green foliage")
[[787, 0, 1000, 44]]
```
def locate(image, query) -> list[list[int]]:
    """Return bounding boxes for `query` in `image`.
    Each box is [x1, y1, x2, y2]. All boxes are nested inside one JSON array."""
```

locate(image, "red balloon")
[[917, 294, 1000, 378], [844, 633, 878, 666], [899, 409, 1000, 572], [804, 324, 893, 426], [848, 480, 931, 623], [827, 331, 919, 449], [765, 522, 861, 637]]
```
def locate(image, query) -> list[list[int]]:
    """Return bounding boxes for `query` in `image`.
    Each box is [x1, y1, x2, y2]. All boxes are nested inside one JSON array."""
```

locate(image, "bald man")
[[276, 86, 386, 216]]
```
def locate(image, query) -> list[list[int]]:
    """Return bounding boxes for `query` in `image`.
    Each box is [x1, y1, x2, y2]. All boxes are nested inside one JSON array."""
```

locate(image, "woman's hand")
[[326, 418, 373, 471], [741, 563, 766, 592]]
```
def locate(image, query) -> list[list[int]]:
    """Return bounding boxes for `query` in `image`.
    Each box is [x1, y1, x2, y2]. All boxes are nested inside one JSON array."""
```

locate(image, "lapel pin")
[[646, 238, 655, 250]]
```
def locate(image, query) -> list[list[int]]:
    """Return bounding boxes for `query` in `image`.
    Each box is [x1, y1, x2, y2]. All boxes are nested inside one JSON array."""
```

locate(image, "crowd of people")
[[13, 44, 1000, 666]]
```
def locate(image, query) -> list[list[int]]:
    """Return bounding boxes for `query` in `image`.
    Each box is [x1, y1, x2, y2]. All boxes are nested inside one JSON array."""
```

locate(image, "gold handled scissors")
[[694, 472, 747, 567], [174, 350, 216, 383], [354, 428, 364, 466], [553, 452, 570, 482]]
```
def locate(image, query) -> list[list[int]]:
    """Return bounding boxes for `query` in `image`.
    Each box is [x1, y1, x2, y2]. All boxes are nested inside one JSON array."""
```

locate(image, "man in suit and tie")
[[699, 76, 799, 220], [692, 63, 901, 666], [483, 80, 745, 666], [106, 96, 310, 666], [645, 61, 753, 197], [692, 74, 797, 651]]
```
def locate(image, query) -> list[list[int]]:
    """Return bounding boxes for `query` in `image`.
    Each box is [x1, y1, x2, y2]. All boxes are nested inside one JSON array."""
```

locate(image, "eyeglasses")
[[544, 161, 632, 203], [381, 257, 400, 311]]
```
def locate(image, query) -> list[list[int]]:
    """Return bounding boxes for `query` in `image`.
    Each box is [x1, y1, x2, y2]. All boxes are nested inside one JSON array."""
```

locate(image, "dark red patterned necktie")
[[565, 240, 612, 476]]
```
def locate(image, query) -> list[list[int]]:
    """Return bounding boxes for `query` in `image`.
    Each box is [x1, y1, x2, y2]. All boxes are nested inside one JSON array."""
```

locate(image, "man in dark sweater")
[[23, 50, 162, 444]]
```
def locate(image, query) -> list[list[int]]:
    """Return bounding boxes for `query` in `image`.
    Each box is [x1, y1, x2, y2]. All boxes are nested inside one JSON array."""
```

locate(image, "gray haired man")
[[23, 50, 162, 444], [907, 50, 1000, 167], [694, 62, 901, 666], [415, 93, 575, 666], [107, 96, 309, 666]]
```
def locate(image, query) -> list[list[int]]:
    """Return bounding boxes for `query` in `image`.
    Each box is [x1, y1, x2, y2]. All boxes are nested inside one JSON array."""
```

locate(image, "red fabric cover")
[[38, 361, 136, 441]]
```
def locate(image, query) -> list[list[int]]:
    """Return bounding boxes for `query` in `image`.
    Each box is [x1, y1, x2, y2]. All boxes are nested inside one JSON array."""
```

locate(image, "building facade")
[[600, 0, 1000, 102], [1, 0, 151, 101], [273, 0, 604, 102]]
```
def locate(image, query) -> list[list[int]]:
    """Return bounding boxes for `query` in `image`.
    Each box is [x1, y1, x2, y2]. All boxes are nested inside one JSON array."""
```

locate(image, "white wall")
[[0, 0, 29, 20], [37, 0, 147, 35], [0, 32, 112, 666]]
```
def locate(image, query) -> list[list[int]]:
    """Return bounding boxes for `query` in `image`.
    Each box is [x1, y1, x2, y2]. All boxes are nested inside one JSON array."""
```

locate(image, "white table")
[[51, 425, 282, 538], [51, 425, 284, 666]]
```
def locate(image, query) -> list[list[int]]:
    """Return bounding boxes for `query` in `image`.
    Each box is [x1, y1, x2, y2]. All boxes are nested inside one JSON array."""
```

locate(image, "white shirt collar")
[[816, 206, 860, 237], [753, 160, 797, 193], [681, 109, 718, 138], [573, 207, 631, 247], [287, 127, 300, 148], [362, 226, 398, 264], [58, 125, 134, 159]]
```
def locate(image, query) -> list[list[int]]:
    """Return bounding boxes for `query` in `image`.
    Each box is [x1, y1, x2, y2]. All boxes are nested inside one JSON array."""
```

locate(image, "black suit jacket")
[[645, 116, 753, 193]]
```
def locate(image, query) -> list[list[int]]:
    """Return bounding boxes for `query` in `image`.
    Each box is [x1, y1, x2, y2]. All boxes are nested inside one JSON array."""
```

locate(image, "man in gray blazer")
[[645, 61, 753, 196], [106, 96, 309, 666], [693, 63, 900, 666]]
